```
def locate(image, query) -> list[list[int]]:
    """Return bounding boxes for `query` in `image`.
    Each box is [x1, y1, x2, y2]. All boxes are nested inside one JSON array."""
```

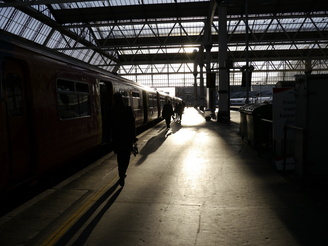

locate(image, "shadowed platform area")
[[0, 108, 327, 246]]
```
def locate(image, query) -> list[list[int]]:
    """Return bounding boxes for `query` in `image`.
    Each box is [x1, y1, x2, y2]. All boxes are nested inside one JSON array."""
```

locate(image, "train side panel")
[[31, 64, 102, 175], [157, 92, 169, 118], [99, 80, 113, 144], [0, 41, 103, 191], [0, 37, 176, 193], [144, 90, 159, 122], [0, 56, 34, 189], [131, 89, 144, 126]]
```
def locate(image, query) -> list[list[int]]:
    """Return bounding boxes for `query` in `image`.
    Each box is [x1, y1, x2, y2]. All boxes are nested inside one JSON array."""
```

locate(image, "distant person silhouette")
[[111, 92, 136, 187], [162, 100, 174, 129], [175, 102, 184, 123]]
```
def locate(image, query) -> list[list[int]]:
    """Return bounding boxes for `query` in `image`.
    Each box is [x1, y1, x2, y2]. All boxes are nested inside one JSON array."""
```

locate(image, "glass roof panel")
[[50, 0, 207, 9], [51, 1, 109, 10], [89, 52, 104, 66], [33, 24, 52, 44], [3, 10, 29, 35], [1, 1, 328, 85], [0, 7, 14, 29]]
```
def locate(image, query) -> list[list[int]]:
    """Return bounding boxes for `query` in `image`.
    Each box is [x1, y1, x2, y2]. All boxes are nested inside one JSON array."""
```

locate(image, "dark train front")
[[0, 38, 179, 195]]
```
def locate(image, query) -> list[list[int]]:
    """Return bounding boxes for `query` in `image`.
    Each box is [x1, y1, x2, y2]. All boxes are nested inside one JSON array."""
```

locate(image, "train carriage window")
[[119, 90, 130, 106], [131, 91, 140, 98], [151, 94, 157, 106], [4, 73, 24, 116], [79, 94, 91, 116], [57, 80, 74, 92], [131, 91, 141, 109], [119, 91, 128, 97], [57, 79, 91, 120], [76, 83, 89, 93]]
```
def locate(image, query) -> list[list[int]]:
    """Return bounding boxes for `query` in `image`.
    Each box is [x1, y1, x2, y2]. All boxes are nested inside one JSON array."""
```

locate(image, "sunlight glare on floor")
[[180, 148, 206, 191], [180, 108, 205, 126], [176, 108, 208, 190]]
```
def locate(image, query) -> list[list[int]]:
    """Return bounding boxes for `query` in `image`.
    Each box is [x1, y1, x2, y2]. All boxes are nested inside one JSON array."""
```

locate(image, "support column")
[[199, 47, 205, 111], [217, 6, 230, 123], [244, 0, 250, 104], [193, 49, 199, 108], [305, 59, 312, 74], [205, 44, 215, 114]]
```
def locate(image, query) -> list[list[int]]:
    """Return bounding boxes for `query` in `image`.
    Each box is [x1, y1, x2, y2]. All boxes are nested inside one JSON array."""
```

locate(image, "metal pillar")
[[244, 0, 250, 104], [199, 47, 205, 111], [193, 49, 199, 108], [305, 59, 312, 74], [217, 6, 230, 122], [205, 44, 215, 114]]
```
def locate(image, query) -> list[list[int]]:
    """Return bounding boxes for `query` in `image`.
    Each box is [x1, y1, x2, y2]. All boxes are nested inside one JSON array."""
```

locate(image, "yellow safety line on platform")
[[40, 175, 118, 246]]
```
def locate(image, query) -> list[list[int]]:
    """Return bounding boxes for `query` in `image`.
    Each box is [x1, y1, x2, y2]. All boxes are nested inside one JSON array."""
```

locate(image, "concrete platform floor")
[[1, 108, 328, 246]]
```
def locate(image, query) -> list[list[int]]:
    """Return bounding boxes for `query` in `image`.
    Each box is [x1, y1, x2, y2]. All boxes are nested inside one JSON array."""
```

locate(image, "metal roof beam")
[[80, 31, 328, 49], [48, 1, 328, 24], [117, 48, 328, 65]]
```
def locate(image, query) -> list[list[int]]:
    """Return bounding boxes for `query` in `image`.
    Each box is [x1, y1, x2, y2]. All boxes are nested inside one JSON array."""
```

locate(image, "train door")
[[131, 90, 143, 125], [99, 81, 113, 143], [0, 58, 32, 188], [142, 90, 148, 123]]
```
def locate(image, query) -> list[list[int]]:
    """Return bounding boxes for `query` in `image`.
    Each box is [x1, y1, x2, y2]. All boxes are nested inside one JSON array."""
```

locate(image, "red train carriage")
[[0, 36, 179, 193], [0, 43, 103, 191]]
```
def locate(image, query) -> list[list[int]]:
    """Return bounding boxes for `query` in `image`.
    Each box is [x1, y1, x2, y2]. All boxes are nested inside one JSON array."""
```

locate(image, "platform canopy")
[[1, 0, 328, 87]]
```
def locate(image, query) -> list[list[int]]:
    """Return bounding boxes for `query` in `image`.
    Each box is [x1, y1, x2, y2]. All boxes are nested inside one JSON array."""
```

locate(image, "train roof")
[[0, 33, 178, 99], [0, 31, 138, 87]]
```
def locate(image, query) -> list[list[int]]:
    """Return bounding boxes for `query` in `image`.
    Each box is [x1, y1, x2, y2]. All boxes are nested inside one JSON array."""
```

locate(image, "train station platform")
[[1, 108, 328, 246]]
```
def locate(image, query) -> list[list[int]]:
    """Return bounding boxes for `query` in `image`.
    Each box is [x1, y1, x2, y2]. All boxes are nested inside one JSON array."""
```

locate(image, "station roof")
[[1, 0, 328, 75]]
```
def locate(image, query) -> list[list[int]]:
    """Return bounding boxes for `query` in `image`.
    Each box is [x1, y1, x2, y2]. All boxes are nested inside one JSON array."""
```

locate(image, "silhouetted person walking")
[[111, 92, 136, 187], [175, 102, 184, 123], [162, 100, 174, 129]]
